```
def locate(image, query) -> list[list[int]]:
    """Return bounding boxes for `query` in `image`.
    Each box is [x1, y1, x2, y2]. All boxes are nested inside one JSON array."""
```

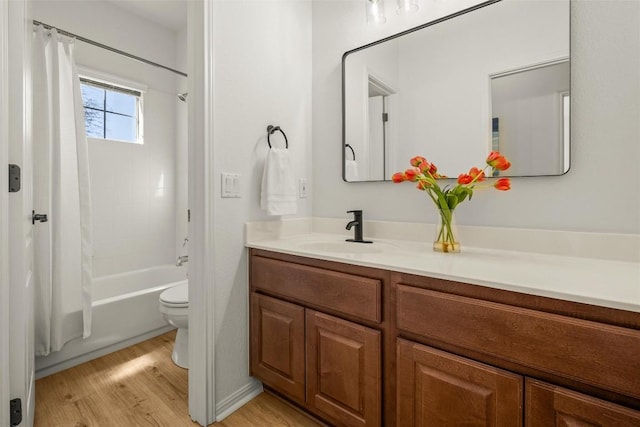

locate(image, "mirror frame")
[[341, 0, 571, 182]]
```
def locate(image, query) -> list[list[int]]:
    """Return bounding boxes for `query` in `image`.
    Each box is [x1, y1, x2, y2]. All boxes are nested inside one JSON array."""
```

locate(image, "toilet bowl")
[[159, 283, 188, 368]]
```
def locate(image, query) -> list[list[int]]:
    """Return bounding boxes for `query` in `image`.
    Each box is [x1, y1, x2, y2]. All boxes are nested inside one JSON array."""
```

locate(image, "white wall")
[[312, 0, 640, 234], [175, 27, 188, 259], [212, 0, 312, 405], [32, 1, 184, 276]]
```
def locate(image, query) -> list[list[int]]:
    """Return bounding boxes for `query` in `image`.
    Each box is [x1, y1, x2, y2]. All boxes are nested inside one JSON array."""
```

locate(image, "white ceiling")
[[108, 0, 188, 32]]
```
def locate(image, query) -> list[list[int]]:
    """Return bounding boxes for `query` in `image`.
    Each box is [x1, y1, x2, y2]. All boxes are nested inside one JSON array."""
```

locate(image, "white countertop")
[[246, 223, 640, 313]]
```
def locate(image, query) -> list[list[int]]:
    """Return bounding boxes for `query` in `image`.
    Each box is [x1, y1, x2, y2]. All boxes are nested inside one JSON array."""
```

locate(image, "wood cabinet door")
[[306, 310, 381, 427], [250, 293, 305, 402], [397, 338, 523, 427], [525, 379, 640, 426]]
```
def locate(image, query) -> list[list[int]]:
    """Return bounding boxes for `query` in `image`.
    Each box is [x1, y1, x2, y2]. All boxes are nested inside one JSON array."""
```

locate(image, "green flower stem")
[[436, 207, 457, 252]]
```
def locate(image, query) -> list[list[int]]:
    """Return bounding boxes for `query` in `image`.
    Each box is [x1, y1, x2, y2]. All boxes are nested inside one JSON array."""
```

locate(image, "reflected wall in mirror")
[[342, 0, 570, 182]]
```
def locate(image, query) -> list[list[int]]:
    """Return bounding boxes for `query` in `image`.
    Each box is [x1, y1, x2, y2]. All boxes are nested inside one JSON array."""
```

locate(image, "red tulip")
[[494, 178, 511, 191], [397, 154, 512, 209], [469, 167, 485, 182], [410, 156, 427, 168], [416, 180, 431, 190], [486, 151, 511, 171], [404, 168, 419, 182], [457, 174, 473, 185], [391, 172, 406, 183]]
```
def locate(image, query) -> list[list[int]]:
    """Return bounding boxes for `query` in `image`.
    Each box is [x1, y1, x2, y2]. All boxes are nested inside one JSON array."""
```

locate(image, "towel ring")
[[267, 125, 288, 149], [345, 144, 356, 161]]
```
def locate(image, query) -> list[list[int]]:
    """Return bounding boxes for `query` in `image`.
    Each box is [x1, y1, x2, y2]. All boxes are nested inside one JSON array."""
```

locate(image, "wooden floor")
[[35, 331, 323, 427], [215, 392, 324, 427]]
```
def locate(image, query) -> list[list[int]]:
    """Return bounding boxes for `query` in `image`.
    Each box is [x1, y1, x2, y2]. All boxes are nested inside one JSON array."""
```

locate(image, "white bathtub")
[[35, 265, 187, 378]]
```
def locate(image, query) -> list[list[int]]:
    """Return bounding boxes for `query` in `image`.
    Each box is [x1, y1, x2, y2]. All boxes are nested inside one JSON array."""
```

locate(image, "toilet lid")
[[160, 283, 188, 306]]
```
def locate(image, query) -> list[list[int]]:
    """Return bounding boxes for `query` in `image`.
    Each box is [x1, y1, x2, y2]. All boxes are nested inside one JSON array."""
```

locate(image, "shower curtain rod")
[[32, 20, 188, 78]]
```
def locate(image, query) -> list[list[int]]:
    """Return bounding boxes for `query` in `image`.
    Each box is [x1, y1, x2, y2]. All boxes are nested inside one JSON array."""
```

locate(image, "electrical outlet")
[[299, 178, 308, 198]]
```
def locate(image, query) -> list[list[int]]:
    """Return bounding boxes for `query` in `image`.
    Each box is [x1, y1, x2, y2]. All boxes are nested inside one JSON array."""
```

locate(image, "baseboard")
[[215, 379, 264, 422], [264, 387, 330, 426], [35, 325, 175, 379]]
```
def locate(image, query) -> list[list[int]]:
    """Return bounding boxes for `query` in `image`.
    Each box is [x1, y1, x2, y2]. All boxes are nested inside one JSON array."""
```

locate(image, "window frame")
[[77, 67, 147, 145]]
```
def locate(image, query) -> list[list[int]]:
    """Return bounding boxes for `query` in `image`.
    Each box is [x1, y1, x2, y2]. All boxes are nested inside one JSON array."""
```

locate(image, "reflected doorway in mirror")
[[490, 59, 570, 177]]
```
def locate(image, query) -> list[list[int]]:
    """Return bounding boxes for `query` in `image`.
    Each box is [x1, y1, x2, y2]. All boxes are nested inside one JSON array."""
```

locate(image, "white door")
[[368, 95, 385, 180], [1, 0, 12, 426], [6, 1, 35, 426]]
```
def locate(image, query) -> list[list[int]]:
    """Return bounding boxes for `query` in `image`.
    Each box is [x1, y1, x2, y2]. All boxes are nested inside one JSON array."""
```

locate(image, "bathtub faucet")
[[176, 255, 188, 266]]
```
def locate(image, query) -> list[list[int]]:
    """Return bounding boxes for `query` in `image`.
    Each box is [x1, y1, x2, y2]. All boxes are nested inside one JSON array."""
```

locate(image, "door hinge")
[[8, 164, 20, 193], [10, 398, 22, 426], [32, 210, 48, 225], [382, 113, 389, 122], [188, 209, 191, 223]]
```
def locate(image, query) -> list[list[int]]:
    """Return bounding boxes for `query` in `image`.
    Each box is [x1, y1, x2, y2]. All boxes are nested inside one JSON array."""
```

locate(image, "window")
[[80, 78, 143, 144]]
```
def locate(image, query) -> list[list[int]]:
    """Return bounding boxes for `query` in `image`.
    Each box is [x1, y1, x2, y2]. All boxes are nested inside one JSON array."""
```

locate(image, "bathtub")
[[35, 265, 187, 378]]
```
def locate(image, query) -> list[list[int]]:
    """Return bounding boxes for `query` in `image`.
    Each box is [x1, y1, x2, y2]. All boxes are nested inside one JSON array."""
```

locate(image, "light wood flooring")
[[35, 331, 323, 427]]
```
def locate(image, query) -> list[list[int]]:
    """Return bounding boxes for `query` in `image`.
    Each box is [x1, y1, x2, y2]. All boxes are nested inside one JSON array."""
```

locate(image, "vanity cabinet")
[[251, 293, 381, 426], [397, 337, 640, 427], [250, 250, 386, 427], [394, 272, 640, 427], [249, 249, 640, 427]]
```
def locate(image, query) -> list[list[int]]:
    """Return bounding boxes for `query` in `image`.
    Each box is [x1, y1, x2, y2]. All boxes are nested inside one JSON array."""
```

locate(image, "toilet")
[[159, 283, 189, 369]]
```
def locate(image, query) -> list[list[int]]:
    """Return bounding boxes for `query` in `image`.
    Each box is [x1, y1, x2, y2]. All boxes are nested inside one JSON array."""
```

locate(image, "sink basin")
[[297, 241, 385, 254]]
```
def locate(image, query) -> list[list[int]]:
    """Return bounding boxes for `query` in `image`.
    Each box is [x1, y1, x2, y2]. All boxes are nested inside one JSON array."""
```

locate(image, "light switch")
[[221, 172, 241, 198]]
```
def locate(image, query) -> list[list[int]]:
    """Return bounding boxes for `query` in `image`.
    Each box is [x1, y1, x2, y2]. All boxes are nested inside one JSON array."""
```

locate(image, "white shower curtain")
[[33, 27, 93, 356]]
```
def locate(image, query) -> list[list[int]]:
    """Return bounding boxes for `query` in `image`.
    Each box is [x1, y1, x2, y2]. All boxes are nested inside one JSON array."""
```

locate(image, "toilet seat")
[[160, 283, 188, 307]]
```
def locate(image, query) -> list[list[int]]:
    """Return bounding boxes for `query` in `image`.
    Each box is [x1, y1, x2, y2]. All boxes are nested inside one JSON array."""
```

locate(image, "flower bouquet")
[[392, 152, 512, 253]]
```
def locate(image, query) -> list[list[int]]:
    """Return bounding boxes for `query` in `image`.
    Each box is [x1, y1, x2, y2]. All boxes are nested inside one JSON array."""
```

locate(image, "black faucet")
[[345, 210, 373, 243]]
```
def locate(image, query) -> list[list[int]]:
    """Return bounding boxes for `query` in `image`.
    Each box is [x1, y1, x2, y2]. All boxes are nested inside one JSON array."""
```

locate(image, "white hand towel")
[[260, 148, 297, 216], [345, 160, 359, 181]]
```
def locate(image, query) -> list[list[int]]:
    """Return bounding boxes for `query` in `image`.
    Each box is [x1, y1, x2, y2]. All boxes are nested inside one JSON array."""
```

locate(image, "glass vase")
[[433, 208, 460, 253]]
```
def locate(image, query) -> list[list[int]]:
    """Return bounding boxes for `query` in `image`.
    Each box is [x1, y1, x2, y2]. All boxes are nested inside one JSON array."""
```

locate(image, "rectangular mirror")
[[342, 0, 570, 182]]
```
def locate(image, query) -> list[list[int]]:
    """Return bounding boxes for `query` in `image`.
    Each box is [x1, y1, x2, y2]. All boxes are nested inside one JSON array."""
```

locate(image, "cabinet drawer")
[[526, 379, 640, 426], [397, 285, 640, 400], [252, 256, 382, 323]]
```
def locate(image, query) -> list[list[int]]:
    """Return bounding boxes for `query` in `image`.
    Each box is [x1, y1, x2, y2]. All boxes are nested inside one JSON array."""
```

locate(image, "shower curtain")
[[33, 27, 93, 356]]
